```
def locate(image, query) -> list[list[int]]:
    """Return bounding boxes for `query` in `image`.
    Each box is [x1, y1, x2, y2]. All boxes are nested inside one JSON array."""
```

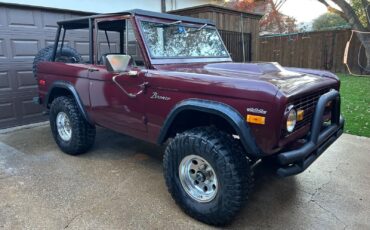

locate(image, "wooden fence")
[[258, 29, 368, 74], [220, 30, 252, 62]]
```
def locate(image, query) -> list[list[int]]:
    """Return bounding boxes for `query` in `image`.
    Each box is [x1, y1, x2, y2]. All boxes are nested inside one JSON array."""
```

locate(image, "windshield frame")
[[135, 16, 232, 64]]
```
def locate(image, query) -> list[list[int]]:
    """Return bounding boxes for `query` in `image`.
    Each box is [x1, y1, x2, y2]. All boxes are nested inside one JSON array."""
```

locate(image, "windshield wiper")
[[188, 23, 208, 34], [197, 23, 208, 31], [167, 20, 182, 26], [155, 20, 182, 27]]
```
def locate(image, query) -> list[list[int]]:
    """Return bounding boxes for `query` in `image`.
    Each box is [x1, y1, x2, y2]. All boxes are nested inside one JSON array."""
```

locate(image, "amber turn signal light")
[[297, 110, 304, 121], [246, 115, 265, 125]]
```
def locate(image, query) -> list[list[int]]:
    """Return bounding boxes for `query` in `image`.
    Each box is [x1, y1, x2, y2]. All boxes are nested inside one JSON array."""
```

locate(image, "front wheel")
[[163, 127, 253, 226], [49, 96, 96, 155]]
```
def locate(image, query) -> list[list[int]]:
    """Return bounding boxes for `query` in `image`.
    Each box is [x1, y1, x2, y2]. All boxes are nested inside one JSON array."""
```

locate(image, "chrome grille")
[[289, 88, 331, 133]]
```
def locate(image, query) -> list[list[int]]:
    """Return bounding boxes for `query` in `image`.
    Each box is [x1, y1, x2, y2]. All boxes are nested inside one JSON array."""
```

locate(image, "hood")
[[154, 62, 339, 96]]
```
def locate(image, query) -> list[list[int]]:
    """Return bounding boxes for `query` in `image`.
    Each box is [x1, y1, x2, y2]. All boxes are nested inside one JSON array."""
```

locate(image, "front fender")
[[157, 99, 262, 158]]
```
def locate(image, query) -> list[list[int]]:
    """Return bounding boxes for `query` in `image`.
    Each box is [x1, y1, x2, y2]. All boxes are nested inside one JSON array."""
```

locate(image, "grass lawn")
[[337, 74, 370, 137]]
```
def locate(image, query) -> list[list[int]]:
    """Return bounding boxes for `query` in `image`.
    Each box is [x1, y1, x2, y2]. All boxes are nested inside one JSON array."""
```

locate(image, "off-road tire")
[[49, 96, 95, 155], [33, 45, 82, 79], [163, 127, 253, 226]]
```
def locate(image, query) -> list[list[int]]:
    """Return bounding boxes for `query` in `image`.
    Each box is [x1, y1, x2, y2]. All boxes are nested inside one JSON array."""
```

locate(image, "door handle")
[[139, 82, 150, 89], [128, 70, 138, 77], [113, 76, 148, 98], [88, 68, 99, 72]]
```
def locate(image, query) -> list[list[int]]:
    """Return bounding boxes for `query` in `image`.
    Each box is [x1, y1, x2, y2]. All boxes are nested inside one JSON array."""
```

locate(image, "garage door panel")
[[75, 41, 90, 61], [46, 40, 70, 47], [99, 42, 119, 55], [11, 39, 40, 60], [0, 39, 5, 58], [0, 7, 6, 27], [0, 71, 11, 92], [16, 70, 37, 90], [45, 40, 55, 47], [42, 11, 65, 29], [0, 91, 43, 116], [0, 100, 16, 123], [0, 95, 44, 128], [0, 4, 88, 129], [17, 93, 43, 119], [0, 65, 38, 95], [7, 8, 37, 28], [21, 99, 43, 118]]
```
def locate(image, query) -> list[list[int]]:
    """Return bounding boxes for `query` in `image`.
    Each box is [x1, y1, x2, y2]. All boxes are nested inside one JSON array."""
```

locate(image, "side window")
[[55, 28, 90, 63], [95, 19, 144, 67], [96, 20, 123, 65]]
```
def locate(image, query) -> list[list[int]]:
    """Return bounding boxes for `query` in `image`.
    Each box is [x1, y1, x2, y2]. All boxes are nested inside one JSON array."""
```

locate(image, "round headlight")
[[286, 108, 297, 132]]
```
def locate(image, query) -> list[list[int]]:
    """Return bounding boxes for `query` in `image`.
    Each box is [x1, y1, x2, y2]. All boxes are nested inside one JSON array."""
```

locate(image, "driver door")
[[88, 66, 147, 133], [88, 17, 148, 135]]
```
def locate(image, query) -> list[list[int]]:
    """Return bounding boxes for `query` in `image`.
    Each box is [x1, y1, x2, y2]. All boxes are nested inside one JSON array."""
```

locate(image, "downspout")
[[125, 20, 128, 54], [240, 13, 246, 62], [161, 0, 166, 12]]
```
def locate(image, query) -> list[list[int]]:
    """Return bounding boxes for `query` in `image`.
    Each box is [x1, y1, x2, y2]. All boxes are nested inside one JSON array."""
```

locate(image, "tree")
[[224, 0, 297, 34], [351, 0, 370, 27], [312, 12, 350, 31], [223, 0, 262, 13], [317, 0, 370, 71]]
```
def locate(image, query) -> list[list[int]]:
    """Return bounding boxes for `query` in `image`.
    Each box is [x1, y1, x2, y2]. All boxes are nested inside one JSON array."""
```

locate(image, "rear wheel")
[[163, 127, 253, 226], [49, 96, 95, 155]]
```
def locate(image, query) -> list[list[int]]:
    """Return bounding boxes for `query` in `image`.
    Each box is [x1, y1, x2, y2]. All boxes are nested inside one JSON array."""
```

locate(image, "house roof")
[[0, 2, 95, 15], [169, 4, 264, 19], [58, 9, 215, 30]]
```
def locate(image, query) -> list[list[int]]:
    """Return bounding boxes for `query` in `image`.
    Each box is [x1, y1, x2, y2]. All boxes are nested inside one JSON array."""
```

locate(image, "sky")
[[280, 0, 333, 23], [0, 0, 163, 13], [0, 0, 333, 23]]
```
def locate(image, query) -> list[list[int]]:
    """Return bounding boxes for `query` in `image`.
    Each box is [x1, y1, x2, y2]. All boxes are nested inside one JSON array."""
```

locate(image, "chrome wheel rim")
[[56, 112, 72, 141], [179, 155, 218, 203]]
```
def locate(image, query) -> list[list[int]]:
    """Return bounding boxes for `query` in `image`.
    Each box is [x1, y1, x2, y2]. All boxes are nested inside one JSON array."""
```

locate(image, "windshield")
[[140, 21, 229, 59]]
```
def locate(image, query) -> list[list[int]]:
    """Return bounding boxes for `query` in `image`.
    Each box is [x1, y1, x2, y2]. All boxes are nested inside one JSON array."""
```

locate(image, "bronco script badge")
[[150, 92, 171, 101]]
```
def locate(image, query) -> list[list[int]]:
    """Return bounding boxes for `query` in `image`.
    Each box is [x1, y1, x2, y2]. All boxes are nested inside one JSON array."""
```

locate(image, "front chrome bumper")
[[276, 90, 344, 177]]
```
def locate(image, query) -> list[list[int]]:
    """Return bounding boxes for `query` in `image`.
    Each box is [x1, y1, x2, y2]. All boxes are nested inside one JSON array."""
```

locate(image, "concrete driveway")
[[0, 123, 369, 230]]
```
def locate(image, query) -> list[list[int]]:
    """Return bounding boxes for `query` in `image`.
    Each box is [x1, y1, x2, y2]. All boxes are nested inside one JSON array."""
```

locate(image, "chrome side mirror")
[[105, 54, 132, 72]]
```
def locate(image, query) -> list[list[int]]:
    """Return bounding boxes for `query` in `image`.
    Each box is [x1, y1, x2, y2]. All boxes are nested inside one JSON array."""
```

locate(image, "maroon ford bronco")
[[33, 9, 344, 225]]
